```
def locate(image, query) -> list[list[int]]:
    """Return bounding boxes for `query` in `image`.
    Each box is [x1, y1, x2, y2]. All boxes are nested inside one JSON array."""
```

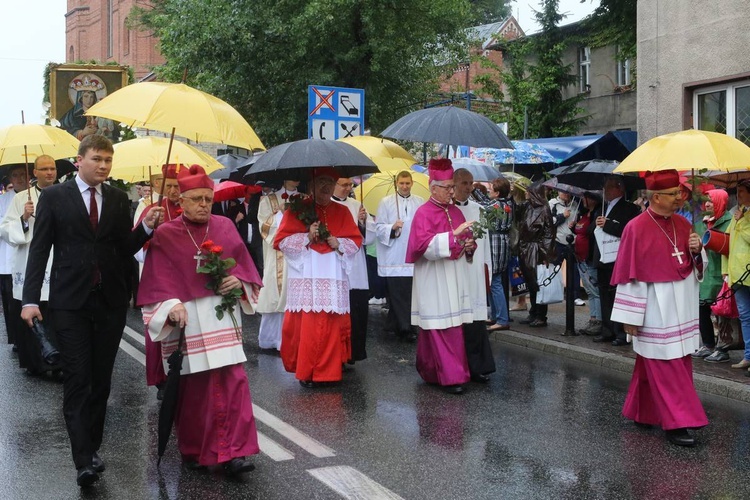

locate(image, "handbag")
[[593, 226, 620, 264], [536, 264, 563, 305], [508, 256, 527, 296], [711, 282, 739, 318]]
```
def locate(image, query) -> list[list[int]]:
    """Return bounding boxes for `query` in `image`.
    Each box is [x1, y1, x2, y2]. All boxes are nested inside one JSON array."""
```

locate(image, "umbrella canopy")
[[0, 158, 77, 181], [210, 152, 264, 180], [499, 171, 531, 187], [380, 106, 514, 149], [111, 137, 223, 182], [244, 139, 378, 181], [450, 157, 501, 182], [338, 135, 417, 171], [85, 82, 265, 151], [696, 170, 750, 188], [482, 141, 556, 165], [615, 129, 750, 173], [542, 177, 586, 198], [553, 160, 645, 192], [213, 180, 262, 203], [0, 123, 79, 165], [359, 171, 430, 215]]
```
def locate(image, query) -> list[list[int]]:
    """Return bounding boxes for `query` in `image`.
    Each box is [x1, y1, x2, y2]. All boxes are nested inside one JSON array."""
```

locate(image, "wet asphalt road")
[[2, 305, 750, 499]]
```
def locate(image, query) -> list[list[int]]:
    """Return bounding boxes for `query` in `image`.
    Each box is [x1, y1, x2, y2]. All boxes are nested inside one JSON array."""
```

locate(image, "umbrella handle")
[[155, 128, 177, 229]]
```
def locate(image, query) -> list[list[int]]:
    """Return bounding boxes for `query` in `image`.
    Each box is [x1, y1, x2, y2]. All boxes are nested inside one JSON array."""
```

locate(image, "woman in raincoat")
[[723, 180, 750, 370], [517, 182, 556, 327]]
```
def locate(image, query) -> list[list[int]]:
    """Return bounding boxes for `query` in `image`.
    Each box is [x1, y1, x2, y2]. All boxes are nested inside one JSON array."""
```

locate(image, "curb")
[[490, 329, 750, 405]]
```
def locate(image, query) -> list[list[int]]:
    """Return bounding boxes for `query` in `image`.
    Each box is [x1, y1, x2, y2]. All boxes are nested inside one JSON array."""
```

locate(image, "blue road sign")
[[308, 85, 365, 140]]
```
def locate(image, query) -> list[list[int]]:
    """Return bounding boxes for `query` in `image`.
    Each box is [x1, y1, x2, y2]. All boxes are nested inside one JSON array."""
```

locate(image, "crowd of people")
[[1, 138, 747, 487]]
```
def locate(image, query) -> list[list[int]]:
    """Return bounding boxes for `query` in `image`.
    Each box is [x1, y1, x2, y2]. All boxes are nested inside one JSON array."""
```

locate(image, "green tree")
[[132, 0, 473, 146], [474, 0, 587, 139], [582, 0, 637, 62], [469, 0, 513, 24]]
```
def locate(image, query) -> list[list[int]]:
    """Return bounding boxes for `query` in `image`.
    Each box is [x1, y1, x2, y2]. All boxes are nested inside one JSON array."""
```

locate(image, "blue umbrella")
[[475, 141, 556, 165]]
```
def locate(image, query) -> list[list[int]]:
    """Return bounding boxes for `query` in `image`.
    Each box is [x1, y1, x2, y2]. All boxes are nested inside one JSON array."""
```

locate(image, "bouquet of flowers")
[[196, 240, 243, 338], [471, 202, 511, 239], [287, 193, 331, 239]]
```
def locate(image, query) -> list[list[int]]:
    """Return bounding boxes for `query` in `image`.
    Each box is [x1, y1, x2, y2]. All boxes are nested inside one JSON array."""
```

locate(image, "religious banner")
[[49, 64, 129, 143]]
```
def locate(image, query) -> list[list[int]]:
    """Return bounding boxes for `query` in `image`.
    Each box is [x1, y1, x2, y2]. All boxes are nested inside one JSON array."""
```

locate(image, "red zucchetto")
[[177, 164, 214, 192]]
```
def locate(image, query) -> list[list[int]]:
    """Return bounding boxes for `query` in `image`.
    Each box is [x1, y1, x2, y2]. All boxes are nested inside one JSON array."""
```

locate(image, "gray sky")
[[0, 0, 599, 129]]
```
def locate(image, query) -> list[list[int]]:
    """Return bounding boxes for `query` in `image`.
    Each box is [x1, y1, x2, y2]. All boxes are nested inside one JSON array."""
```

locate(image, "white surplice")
[[411, 232, 474, 330], [611, 275, 700, 360], [455, 199, 491, 322], [333, 196, 375, 290], [0, 187, 52, 300], [279, 233, 359, 314], [375, 193, 424, 277], [142, 282, 256, 374]]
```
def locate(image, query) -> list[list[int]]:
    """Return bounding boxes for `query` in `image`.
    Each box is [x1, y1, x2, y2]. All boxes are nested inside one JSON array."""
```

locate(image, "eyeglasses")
[[338, 182, 354, 188], [656, 190, 682, 197], [182, 195, 214, 204], [435, 184, 456, 191]]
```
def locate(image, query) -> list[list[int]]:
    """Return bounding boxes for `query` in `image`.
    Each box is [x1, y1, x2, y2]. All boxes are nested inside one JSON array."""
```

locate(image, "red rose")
[[201, 240, 215, 250], [281, 192, 289, 200], [503, 205, 511, 213], [175, 208, 184, 216], [210, 245, 223, 254]]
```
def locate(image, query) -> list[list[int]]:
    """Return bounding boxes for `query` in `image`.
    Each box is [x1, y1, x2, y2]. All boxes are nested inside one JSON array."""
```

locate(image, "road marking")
[[308, 466, 404, 500], [123, 325, 145, 346], [257, 430, 295, 461], [119, 339, 145, 366], [253, 404, 336, 458]]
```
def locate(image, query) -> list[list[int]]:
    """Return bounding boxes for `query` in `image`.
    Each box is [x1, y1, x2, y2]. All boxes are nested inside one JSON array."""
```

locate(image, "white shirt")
[[0, 189, 24, 274]]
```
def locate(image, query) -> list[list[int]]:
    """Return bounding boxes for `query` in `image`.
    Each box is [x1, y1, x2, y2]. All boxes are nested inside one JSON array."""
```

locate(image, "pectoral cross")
[[194, 251, 206, 270], [672, 246, 684, 264]]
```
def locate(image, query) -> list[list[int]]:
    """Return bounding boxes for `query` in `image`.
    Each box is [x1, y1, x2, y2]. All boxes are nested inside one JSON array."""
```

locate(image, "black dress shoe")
[[593, 335, 616, 343], [76, 466, 99, 487], [611, 338, 631, 346], [299, 380, 317, 388], [665, 428, 696, 447], [224, 457, 255, 475], [634, 421, 654, 429], [519, 316, 535, 325], [471, 374, 490, 383], [92, 452, 105, 473], [529, 319, 548, 327], [441, 385, 464, 395]]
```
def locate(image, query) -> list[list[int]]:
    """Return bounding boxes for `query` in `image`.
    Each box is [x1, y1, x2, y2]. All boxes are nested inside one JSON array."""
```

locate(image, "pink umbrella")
[[213, 181, 261, 203]]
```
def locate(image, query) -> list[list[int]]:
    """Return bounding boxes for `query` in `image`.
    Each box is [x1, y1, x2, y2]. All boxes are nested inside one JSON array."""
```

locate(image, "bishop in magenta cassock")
[[610, 169, 708, 447], [274, 168, 362, 387], [138, 165, 263, 474], [406, 159, 475, 395]]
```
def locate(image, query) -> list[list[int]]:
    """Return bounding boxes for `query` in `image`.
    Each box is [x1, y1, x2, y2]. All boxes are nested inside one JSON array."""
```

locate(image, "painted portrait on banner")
[[49, 64, 129, 142]]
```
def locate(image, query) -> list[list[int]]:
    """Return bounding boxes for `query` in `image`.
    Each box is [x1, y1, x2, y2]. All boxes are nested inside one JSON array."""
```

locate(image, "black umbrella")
[[552, 160, 645, 192], [450, 157, 501, 182], [542, 177, 586, 198], [157, 327, 185, 466], [380, 106, 514, 149], [244, 139, 378, 181], [209, 153, 263, 181]]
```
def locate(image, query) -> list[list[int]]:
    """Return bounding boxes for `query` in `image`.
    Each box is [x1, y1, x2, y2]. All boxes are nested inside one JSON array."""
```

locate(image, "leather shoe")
[[441, 385, 464, 395], [519, 316, 535, 325], [634, 421, 653, 429], [92, 452, 105, 473], [665, 428, 695, 447], [76, 466, 99, 487], [529, 319, 547, 327], [224, 457, 255, 475], [487, 324, 510, 332], [593, 335, 615, 343], [471, 374, 490, 383], [299, 380, 317, 388], [731, 359, 750, 369], [611, 338, 630, 346]]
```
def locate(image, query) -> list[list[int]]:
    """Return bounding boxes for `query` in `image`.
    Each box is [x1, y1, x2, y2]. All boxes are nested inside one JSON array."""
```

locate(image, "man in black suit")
[[226, 188, 264, 277], [592, 176, 641, 346], [21, 135, 160, 487]]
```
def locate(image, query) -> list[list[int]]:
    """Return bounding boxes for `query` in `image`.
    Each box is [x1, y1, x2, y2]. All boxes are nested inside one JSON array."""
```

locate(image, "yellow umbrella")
[[0, 123, 79, 165], [85, 82, 265, 151], [339, 136, 417, 172], [112, 137, 223, 182], [359, 171, 430, 215], [615, 129, 750, 173]]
